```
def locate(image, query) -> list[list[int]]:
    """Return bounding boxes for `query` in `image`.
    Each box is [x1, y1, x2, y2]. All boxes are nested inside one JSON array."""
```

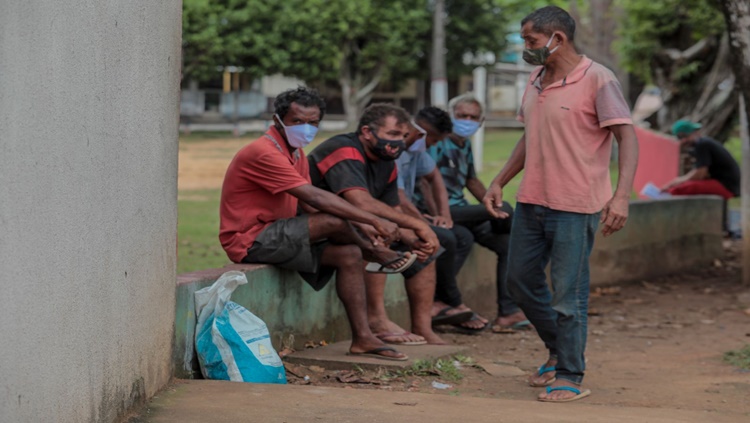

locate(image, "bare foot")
[[453, 304, 488, 330], [412, 328, 447, 345], [528, 357, 557, 387], [370, 319, 426, 344], [493, 310, 531, 329], [349, 335, 407, 360]]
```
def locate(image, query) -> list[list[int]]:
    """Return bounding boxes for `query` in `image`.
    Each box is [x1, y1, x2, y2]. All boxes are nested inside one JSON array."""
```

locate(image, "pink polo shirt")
[[517, 56, 632, 214]]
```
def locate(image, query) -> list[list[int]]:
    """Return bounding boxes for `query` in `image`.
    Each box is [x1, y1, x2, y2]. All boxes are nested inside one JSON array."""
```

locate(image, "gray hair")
[[448, 93, 485, 120]]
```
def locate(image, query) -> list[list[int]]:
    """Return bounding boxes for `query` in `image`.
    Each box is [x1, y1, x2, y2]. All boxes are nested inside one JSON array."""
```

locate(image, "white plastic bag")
[[194, 270, 286, 384]]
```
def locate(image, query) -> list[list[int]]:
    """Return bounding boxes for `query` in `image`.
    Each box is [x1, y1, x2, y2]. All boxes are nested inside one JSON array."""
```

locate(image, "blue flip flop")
[[511, 319, 532, 330], [538, 385, 591, 402], [529, 363, 556, 387]]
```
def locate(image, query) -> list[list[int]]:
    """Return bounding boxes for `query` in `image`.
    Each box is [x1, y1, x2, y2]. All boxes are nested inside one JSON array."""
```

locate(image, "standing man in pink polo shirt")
[[483, 6, 638, 402]]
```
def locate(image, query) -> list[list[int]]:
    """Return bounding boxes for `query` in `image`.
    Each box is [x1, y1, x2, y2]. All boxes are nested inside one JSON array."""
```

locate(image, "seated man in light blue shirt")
[[396, 107, 488, 333], [420, 94, 530, 333]]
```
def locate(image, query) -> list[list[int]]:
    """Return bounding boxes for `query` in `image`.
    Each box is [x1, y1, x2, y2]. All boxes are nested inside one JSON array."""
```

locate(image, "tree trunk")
[[717, 0, 750, 285], [648, 33, 738, 141], [568, 0, 631, 102], [338, 48, 385, 128]]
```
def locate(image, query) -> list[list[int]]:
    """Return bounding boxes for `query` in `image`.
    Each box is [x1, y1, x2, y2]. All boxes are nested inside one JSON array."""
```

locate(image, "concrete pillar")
[[0, 1, 182, 421], [472, 66, 487, 172], [740, 96, 750, 285]]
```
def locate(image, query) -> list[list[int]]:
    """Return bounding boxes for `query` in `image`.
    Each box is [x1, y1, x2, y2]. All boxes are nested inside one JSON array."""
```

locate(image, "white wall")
[[0, 1, 181, 421]]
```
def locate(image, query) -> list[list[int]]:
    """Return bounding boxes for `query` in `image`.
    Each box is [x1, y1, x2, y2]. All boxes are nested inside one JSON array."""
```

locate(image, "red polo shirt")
[[219, 126, 310, 263]]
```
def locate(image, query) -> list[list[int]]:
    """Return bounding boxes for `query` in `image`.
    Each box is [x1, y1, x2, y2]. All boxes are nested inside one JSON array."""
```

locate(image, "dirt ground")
[[178, 138, 250, 191], [283, 241, 750, 417]]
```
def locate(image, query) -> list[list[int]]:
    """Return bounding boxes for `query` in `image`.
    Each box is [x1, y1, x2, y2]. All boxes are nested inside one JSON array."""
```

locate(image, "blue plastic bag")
[[194, 271, 287, 384]]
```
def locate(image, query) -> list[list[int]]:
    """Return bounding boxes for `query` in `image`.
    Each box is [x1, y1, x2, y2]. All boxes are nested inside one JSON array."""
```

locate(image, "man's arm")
[[465, 177, 487, 203], [342, 189, 439, 257], [287, 184, 399, 243], [600, 124, 639, 237], [422, 168, 452, 228], [418, 177, 439, 216], [482, 134, 526, 218], [661, 167, 709, 190], [398, 189, 429, 222]]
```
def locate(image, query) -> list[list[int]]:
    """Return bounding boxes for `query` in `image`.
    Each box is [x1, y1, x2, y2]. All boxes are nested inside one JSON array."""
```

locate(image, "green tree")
[[442, 0, 515, 78], [273, 0, 430, 124], [182, 0, 276, 82], [617, 0, 733, 139]]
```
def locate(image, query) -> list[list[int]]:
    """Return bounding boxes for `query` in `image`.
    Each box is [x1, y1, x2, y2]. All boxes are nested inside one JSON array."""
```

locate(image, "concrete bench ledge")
[[173, 196, 724, 379]]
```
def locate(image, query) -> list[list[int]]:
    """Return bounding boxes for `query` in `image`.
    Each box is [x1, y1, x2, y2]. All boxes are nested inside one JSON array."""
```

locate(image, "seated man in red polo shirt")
[[219, 87, 415, 361]]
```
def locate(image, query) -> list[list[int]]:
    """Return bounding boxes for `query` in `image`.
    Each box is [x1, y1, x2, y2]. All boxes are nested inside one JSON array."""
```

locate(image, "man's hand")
[[400, 223, 438, 261], [371, 218, 399, 244], [399, 230, 431, 261], [600, 196, 629, 237], [482, 182, 510, 219], [432, 214, 453, 229], [423, 214, 453, 229], [352, 222, 384, 246]]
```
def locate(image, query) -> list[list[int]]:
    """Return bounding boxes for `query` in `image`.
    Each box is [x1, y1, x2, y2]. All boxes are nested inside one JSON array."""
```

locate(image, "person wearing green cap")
[[660, 119, 740, 200]]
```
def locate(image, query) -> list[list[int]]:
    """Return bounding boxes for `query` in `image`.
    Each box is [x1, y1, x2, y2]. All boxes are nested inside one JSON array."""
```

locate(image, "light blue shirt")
[[395, 150, 436, 202]]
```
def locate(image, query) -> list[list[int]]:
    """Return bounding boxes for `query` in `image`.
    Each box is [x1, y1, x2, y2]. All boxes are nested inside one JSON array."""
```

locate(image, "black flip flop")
[[347, 346, 409, 361], [365, 252, 418, 274], [450, 313, 489, 335], [431, 307, 473, 326]]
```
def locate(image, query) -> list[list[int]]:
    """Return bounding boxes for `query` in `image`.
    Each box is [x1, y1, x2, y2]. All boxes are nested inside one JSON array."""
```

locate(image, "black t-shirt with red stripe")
[[308, 132, 400, 206]]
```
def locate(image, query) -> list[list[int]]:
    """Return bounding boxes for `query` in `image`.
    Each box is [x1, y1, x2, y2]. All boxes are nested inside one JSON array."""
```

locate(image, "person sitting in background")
[[419, 94, 531, 333], [395, 106, 486, 333], [219, 87, 414, 361], [308, 103, 447, 345], [661, 119, 740, 200]]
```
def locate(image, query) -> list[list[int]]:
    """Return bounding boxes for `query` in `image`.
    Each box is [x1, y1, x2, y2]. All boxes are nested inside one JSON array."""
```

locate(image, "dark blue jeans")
[[507, 202, 599, 384], [451, 203, 519, 317], [432, 225, 474, 307]]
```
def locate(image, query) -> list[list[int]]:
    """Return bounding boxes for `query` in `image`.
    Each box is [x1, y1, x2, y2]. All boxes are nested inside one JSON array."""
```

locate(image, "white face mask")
[[408, 120, 428, 152], [275, 114, 319, 148]]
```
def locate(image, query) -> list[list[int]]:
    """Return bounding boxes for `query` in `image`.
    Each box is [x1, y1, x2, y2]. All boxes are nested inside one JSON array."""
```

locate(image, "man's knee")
[[309, 213, 348, 233], [325, 244, 362, 268], [433, 226, 457, 251], [451, 225, 474, 248], [405, 260, 436, 283]]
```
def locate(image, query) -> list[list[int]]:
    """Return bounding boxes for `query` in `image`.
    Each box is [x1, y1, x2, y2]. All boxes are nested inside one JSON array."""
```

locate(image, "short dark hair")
[[357, 103, 410, 134], [273, 86, 326, 120], [521, 6, 576, 42], [416, 106, 452, 134]]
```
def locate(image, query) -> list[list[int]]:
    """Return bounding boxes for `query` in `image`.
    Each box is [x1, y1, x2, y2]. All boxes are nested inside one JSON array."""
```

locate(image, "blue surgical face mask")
[[452, 119, 481, 139], [276, 114, 319, 148]]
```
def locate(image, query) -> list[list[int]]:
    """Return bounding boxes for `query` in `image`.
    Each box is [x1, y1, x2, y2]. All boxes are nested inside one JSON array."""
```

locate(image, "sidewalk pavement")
[[141, 379, 742, 423]]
